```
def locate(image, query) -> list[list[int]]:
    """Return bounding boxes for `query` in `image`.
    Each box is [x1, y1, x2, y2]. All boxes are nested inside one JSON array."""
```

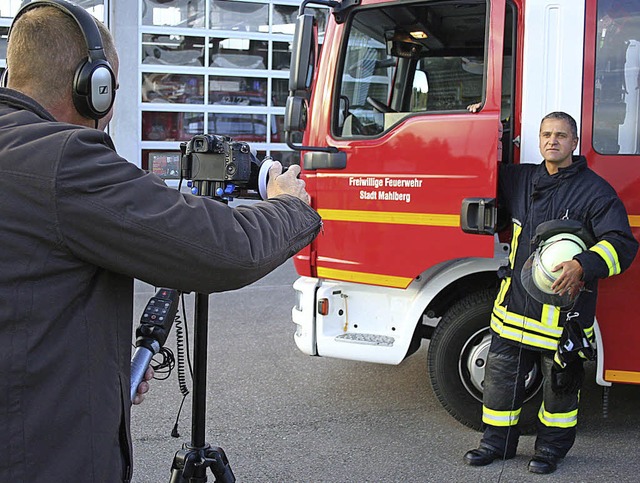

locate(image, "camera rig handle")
[[130, 288, 180, 403], [257, 156, 275, 200]]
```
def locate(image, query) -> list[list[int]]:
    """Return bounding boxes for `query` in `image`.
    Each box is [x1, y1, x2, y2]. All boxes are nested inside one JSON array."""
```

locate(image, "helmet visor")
[[521, 251, 576, 308]]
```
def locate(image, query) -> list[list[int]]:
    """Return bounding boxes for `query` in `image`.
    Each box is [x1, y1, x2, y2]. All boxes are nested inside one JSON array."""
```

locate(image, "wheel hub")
[[459, 328, 541, 403]]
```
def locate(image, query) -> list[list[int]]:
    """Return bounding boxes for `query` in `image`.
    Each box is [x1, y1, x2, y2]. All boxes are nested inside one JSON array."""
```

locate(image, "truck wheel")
[[427, 289, 543, 433]]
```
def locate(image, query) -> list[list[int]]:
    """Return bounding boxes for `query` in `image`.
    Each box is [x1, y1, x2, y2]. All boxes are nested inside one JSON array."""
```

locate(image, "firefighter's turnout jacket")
[[492, 156, 638, 351], [479, 156, 638, 458]]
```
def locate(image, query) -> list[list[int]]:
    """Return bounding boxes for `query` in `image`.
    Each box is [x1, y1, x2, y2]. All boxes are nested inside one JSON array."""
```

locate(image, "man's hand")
[[467, 102, 482, 113], [132, 367, 154, 405], [266, 161, 311, 204], [551, 259, 584, 298]]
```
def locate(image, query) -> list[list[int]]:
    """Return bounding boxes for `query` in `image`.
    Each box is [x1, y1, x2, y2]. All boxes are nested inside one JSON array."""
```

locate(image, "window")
[[208, 113, 267, 142], [335, 2, 487, 138], [142, 111, 204, 141], [142, 0, 205, 28], [139, 1, 329, 172], [271, 78, 289, 106], [209, 37, 268, 69], [0, 2, 22, 19], [210, 1, 268, 32], [0, 26, 8, 62], [142, 34, 205, 66], [209, 76, 267, 106], [142, 73, 204, 104], [593, 2, 640, 155]]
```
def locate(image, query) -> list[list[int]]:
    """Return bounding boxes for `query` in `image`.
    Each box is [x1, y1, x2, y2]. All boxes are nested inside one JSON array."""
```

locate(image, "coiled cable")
[[171, 293, 193, 437]]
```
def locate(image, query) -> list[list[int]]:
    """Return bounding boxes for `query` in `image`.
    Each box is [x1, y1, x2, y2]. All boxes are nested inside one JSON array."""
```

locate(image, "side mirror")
[[284, 5, 339, 156], [289, 13, 316, 92], [284, 96, 308, 132]]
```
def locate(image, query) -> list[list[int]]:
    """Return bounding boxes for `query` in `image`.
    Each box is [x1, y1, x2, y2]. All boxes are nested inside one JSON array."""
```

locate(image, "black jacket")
[[491, 157, 638, 351], [0, 88, 321, 482]]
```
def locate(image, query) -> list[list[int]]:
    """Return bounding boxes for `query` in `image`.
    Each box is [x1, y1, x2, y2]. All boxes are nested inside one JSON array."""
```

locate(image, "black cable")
[[174, 314, 191, 394], [171, 294, 194, 438], [150, 347, 175, 380], [171, 394, 189, 438], [496, 299, 529, 483], [497, 177, 537, 482]]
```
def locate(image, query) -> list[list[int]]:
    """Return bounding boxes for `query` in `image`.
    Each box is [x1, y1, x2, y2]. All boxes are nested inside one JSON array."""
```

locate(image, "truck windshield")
[[335, 1, 490, 138]]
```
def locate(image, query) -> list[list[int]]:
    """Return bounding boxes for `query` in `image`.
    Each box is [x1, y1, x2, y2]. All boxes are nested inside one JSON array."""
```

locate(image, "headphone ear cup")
[[72, 58, 115, 120]]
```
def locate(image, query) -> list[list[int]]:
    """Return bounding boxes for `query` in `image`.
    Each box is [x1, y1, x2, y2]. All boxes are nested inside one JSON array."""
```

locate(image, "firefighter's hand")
[[132, 367, 154, 406], [467, 102, 482, 113], [551, 259, 584, 298], [267, 161, 311, 205]]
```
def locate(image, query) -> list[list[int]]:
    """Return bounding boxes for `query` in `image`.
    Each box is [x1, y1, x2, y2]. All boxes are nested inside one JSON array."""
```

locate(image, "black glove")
[[551, 358, 584, 395], [551, 317, 594, 395], [555, 317, 596, 368]]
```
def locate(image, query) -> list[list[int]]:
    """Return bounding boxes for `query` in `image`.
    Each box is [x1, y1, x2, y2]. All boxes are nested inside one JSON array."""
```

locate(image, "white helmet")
[[521, 228, 590, 307]]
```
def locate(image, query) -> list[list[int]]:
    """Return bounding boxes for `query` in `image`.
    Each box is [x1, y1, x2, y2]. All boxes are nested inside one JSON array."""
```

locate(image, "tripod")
[[169, 293, 235, 483]]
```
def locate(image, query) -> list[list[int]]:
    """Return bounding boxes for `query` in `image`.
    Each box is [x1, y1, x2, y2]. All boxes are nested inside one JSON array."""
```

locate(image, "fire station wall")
[[114, 0, 326, 181], [1, 1, 323, 180]]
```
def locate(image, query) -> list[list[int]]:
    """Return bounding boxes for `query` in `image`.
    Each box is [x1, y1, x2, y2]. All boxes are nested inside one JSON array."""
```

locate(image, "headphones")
[[4, 0, 116, 120]]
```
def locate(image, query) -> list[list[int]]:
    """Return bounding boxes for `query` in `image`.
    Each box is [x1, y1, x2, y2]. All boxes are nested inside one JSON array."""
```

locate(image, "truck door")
[[305, 1, 509, 288], [582, 0, 640, 384]]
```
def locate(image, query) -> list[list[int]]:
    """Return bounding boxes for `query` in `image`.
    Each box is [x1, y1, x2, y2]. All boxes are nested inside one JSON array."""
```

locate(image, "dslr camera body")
[[180, 134, 273, 200]]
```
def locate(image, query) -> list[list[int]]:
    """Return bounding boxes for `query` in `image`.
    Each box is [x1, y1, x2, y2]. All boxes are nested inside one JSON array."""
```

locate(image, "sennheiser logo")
[[99, 85, 109, 95]]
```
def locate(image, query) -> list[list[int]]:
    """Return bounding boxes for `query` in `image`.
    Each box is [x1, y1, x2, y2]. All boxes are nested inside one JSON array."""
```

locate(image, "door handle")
[[303, 151, 347, 170], [461, 198, 497, 235]]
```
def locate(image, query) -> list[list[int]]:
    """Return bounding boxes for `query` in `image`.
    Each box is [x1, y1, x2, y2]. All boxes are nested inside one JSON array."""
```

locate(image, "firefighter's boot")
[[463, 446, 504, 466], [528, 449, 562, 474]]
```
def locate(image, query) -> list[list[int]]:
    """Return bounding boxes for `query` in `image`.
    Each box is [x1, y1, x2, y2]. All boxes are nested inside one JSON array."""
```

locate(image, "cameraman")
[[0, 2, 321, 483]]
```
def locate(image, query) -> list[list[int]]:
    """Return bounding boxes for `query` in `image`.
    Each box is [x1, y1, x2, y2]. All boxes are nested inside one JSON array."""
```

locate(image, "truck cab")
[[286, 0, 640, 430]]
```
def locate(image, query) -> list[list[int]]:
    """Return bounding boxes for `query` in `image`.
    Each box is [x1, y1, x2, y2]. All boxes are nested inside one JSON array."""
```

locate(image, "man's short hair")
[[6, 5, 116, 107], [541, 111, 578, 139]]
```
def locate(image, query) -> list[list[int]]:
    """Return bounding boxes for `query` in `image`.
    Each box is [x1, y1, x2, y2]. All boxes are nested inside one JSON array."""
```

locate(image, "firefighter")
[[463, 112, 638, 474]]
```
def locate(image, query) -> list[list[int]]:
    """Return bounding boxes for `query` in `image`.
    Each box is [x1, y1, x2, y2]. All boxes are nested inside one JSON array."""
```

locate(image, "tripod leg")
[[206, 446, 235, 483], [169, 448, 188, 483]]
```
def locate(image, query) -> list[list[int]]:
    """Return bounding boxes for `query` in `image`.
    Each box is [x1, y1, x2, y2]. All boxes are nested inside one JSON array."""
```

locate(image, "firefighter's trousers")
[[479, 335, 582, 458]]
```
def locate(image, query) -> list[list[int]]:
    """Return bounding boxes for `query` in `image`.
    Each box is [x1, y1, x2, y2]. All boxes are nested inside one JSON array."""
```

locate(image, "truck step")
[[334, 333, 395, 346]]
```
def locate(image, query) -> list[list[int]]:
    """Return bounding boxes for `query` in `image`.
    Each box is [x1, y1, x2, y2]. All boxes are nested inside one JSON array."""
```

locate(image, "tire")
[[427, 289, 543, 433]]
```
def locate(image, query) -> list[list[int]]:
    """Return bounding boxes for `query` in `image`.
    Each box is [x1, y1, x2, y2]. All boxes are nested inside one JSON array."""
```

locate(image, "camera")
[[180, 134, 274, 200]]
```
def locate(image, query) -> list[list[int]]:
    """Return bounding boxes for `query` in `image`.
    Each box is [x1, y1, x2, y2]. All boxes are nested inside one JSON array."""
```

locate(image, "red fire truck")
[[284, 0, 640, 430]]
